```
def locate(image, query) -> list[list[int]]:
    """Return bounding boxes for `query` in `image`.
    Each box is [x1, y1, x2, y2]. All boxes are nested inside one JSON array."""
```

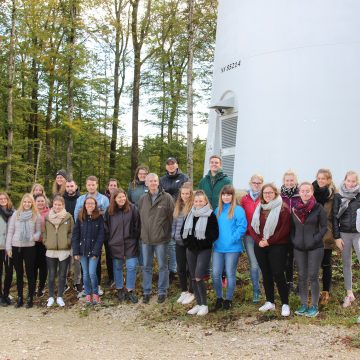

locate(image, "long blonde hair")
[[17, 193, 38, 219], [174, 182, 194, 218], [217, 185, 237, 219], [316, 168, 337, 195]]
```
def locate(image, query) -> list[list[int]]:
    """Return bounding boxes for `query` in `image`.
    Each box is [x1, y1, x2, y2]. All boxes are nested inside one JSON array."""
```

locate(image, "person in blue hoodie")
[[213, 185, 247, 310]]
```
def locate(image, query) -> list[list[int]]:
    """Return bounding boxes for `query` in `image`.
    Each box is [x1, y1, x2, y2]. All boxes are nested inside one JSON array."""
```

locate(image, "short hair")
[[146, 173, 158, 182], [66, 179, 76, 184], [193, 190, 211, 208], [249, 173, 264, 186], [260, 183, 279, 204], [52, 195, 65, 205], [209, 155, 222, 163], [344, 170, 359, 184], [298, 182, 314, 192], [107, 178, 118, 186], [282, 170, 298, 184], [86, 175, 98, 183]]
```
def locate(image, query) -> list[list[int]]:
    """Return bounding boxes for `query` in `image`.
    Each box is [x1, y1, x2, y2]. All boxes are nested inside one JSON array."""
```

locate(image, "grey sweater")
[[6, 211, 41, 251]]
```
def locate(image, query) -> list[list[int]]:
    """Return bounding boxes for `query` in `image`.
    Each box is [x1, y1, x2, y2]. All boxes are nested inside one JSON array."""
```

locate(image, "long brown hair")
[[0, 192, 13, 210], [217, 185, 237, 219], [52, 180, 66, 196], [108, 188, 130, 215], [78, 197, 101, 222], [131, 165, 149, 188], [173, 182, 194, 218], [260, 183, 280, 204]]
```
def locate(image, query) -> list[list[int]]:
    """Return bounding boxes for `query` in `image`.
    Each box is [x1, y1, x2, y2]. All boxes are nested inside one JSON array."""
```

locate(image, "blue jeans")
[[142, 243, 169, 295], [244, 235, 260, 293], [113, 257, 138, 291], [168, 238, 177, 273], [212, 251, 240, 300], [80, 256, 99, 295]]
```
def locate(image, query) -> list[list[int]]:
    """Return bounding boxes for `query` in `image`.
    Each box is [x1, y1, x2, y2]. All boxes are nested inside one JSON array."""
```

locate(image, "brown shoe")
[[319, 291, 330, 305]]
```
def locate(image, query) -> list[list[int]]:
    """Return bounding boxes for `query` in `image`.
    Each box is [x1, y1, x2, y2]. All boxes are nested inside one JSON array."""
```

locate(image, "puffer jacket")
[[43, 212, 74, 251], [160, 169, 189, 200], [71, 215, 104, 257], [291, 203, 327, 251], [240, 193, 259, 236], [332, 193, 360, 239]]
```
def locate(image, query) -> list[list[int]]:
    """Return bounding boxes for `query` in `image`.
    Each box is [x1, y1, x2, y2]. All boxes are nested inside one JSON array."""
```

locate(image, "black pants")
[[1, 251, 13, 298], [176, 244, 193, 293], [321, 248, 332, 292], [12, 246, 36, 299], [285, 243, 294, 284], [104, 241, 114, 282], [34, 242, 47, 291], [255, 244, 289, 305], [47, 256, 71, 298], [96, 253, 102, 285]]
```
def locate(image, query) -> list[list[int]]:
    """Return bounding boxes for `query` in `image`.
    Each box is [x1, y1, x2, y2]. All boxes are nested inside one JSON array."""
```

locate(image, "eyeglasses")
[[252, 182, 262, 185], [263, 192, 275, 195]]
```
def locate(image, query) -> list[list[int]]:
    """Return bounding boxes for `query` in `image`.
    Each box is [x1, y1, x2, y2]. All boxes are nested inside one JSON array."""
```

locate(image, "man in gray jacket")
[[139, 173, 174, 304]]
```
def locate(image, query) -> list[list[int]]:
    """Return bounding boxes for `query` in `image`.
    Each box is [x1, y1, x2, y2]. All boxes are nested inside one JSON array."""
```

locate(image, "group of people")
[[0, 155, 360, 321]]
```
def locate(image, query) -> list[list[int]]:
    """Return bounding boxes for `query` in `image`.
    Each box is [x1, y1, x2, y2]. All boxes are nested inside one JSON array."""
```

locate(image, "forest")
[[0, 0, 218, 201]]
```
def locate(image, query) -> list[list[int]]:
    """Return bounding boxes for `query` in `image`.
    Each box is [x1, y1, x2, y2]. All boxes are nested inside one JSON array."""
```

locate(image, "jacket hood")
[[63, 188, 81, 199]]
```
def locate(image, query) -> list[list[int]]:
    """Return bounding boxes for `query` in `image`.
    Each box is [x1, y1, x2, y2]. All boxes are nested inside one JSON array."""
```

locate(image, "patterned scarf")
[[251, 196, 282, 240], [182, 203, 212, 240], [249, 189, 260, 201], [293, 196, 316, 224], [280, 185, 298, 199], [337, 183, 360, 219]]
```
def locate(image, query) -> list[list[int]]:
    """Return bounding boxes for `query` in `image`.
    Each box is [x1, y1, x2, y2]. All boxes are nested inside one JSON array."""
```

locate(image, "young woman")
[[105, 189, 140, 304], [72, 197, 104, 305], [181, 190, 219, 316], [332, 170, 360, 308], [31, 183, 50, 203], [43, 196, 74, 307], [250, 184, 291, 316], [291, 182, 327, 317], [213, 185, 247, 310], [312, 169, 337, 305], [172, 182, 194, 305], [0, 192, 15, 306], [240, 174, 263, 303], [52, 169, 68, 198], [128, 165, 149, 207], [6, 194, 41, 308], [280, 170, 300, 292], [34, 194, 50, 297]]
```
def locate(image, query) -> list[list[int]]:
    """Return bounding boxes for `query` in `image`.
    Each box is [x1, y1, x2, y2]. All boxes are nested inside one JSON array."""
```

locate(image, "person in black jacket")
[[332, 170, 360, 308], [160, 157, 189, 283], [181, 190, 219, 316], [104, 188, 140, 304], [72, 197, 104, 305], [291, 182, 327, 318]]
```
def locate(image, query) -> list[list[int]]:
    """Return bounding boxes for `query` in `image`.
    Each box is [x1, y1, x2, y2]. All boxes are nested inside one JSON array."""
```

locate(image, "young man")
[[198, 155, 232, 210], [139, 173, 174, 304]]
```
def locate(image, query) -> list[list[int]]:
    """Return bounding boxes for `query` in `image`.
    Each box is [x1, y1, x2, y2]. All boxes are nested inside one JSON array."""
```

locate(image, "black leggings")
[[34, 241, 47, 291], [1, 251, 13, 298], [176, 244, 193, 293], [12, 246, 36, 298], [104, 241, 114, 282], [321, 248, 332, 292], [255, 244, 289, 305]]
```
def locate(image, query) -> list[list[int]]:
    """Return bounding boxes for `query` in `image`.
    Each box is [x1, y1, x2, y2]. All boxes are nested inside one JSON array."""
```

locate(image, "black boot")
[[26, 296, 33, 309], [117, 289, 125, 302], [2, 295, 12, 306], [15, 297, 24, 308]]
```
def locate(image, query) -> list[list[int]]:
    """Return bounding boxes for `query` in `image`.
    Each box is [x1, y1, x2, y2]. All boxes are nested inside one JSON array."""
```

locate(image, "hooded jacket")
[[160, 169, 189, 200], [63, 189, 81, 219]]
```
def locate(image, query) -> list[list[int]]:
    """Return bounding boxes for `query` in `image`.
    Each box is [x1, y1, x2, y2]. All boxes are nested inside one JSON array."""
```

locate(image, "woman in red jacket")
[[250, 183, 291, 316], [240, 174, 264, 303]]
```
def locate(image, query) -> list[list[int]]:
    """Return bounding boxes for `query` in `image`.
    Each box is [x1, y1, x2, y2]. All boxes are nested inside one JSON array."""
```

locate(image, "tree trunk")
[[5, 0, 16, 191], [186, 0, 194, 181]]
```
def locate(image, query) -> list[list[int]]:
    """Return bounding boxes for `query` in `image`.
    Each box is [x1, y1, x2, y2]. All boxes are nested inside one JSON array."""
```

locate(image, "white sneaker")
[[77, 289, 85, 299], [47, 297, 55, 308], [182, 292, 195, 305], [196, 305, 209, 316], [177, 292, 188, 303], [187, 305, 201, 315], [98, 286, 104, 296], [281, 304, 290, 317], [56, 297, 65, 307], [259, 301, 275, 312]]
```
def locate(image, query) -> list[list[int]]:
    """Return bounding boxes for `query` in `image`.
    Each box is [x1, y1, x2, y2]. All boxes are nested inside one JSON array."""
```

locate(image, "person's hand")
[[92, 256, 97, 260], [7, 250, 12, 258], [259, 239, 267, 248], [335, 238, 344, 251], [74, 255, 80, 260]]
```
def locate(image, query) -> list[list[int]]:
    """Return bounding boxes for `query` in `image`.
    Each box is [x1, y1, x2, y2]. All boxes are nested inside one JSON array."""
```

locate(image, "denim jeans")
[[113, 257, 138, 291], [244, 235, 260, 293], [142, 243, 169, 295], [168, 238, 177, 273], [80, 256, 99, 295], [212, 251, 240, 300]]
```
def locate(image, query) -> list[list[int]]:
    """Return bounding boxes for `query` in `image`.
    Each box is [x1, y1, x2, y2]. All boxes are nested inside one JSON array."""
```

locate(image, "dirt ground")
[[0, 301, 360, 360]]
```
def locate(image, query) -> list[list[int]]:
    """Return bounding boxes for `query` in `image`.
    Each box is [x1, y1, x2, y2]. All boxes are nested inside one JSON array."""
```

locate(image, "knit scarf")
[[337, 183, 360, 219], [249, 189, 260, 201], [182, 203, 212, 240], [312, 181, 330, 206], [19, 210, 34, 242], [0, 207, 14, 223], [280, 185, 298, 199], [251, 196, 282, 240], [293, 196, 316, 224], [48, 208, 67, 230]]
